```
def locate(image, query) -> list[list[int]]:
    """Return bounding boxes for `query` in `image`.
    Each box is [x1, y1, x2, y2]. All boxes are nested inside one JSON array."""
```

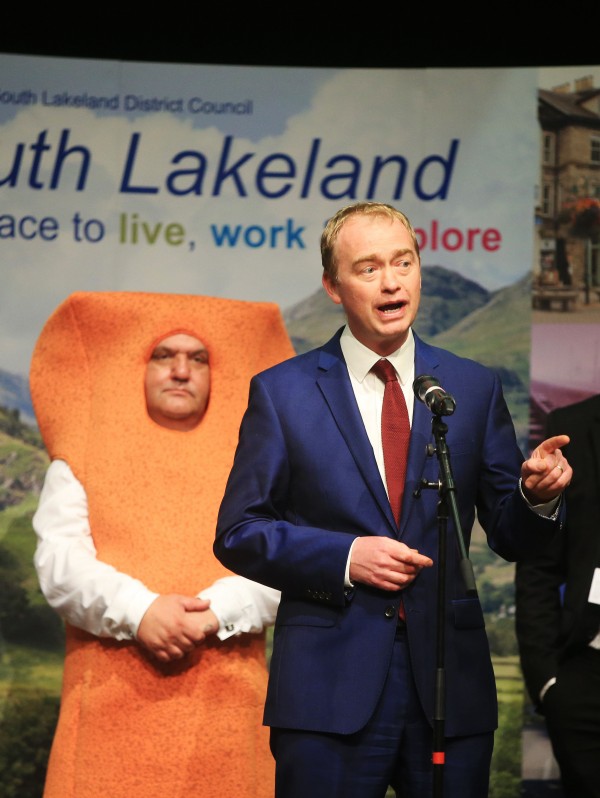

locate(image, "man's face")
[[322, 214, 421, 356], [144, 333, 210, 431]]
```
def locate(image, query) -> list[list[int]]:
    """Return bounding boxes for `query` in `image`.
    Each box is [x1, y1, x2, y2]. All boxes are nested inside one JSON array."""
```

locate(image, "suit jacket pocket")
[[452, 598, 485, 629], [276, 598, 339, 628]]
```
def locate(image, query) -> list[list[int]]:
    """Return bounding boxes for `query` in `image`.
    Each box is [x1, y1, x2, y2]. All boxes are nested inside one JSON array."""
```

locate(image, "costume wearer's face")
[[322, 214, 421, 357], [144, 333, 210, 431]]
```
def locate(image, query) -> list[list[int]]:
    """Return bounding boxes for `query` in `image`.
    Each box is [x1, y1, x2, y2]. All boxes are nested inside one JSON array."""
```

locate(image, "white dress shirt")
[[339, 326, 415, 583], [32, 459, 281, 641], [339, 324, 416, 490]]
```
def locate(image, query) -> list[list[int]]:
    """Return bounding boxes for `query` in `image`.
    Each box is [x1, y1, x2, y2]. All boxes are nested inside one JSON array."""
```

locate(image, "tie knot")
[[371, 359, 397, 384]]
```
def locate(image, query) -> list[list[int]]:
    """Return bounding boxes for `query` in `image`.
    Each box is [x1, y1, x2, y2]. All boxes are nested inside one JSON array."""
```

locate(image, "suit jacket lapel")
[[315, 330, 444, 537], [316, 333, 397, 534], [398, 337, 441, 536]]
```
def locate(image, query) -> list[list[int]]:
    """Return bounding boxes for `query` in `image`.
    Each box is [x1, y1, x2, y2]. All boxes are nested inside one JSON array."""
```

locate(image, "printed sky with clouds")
[[1, 55, 538, 375]]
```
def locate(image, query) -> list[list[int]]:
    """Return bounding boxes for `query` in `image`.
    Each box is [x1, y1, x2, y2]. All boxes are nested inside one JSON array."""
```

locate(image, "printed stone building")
[[535, 75, 600, 309]]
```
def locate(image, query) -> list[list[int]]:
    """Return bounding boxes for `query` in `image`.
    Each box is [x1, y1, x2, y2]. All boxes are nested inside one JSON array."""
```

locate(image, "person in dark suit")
[[515, 395, 600, 798], [214, 201, 572, 798]]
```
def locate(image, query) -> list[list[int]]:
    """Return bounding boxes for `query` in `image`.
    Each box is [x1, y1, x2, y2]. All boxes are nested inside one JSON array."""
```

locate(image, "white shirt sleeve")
[[518, 478, 561, 517], [32, 459, 281, 643], [200, 578, 281, 641], [32, 459, 158, 640]]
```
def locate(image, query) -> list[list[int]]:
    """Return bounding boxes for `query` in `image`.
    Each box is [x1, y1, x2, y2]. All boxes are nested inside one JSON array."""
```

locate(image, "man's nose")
[[172, 355, 191, 377], [381, 265, 401, 290]]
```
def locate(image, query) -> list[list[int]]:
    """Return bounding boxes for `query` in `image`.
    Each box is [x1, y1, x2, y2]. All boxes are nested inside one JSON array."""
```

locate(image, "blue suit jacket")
[[214, 328, 564, 737]]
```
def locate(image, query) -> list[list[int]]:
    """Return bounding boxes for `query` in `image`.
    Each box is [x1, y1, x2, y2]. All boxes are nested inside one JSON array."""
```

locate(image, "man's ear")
[[322, 272, 343, 305]]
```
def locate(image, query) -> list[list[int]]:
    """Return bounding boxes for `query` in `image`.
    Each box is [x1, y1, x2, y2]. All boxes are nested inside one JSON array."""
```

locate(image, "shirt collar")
[[340, 326, 415, 388]]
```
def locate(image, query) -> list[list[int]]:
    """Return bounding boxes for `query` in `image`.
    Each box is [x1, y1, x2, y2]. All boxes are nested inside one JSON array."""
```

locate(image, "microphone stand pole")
[[417, 412, 478, 798]]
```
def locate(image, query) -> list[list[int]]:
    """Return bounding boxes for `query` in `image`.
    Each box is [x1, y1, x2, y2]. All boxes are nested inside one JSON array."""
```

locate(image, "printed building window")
[[541, 182, 554, 217], [542, 132, 555, 165]]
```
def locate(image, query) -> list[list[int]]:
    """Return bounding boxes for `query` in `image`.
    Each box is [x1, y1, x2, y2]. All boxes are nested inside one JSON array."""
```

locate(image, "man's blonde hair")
[[320, 201, 420, 281]]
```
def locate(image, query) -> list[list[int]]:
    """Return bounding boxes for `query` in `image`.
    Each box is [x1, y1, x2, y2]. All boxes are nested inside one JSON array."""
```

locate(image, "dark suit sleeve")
[[515, 541, 565, 711], [514, 409, 567, 712]]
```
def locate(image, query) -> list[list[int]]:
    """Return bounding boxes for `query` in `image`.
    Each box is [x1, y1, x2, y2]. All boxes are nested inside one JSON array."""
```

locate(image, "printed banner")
[[0, 55, 538, 385]]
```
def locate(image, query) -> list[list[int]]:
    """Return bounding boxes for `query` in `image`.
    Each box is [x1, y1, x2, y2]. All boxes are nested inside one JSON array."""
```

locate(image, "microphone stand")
[[416, 412, 478, 798]]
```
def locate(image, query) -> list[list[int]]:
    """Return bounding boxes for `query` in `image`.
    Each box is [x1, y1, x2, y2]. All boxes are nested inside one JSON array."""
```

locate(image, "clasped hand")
[[137, 594, 218, 663]]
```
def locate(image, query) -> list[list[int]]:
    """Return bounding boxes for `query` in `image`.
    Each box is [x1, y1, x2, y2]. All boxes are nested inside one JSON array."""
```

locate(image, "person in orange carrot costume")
[[29, 291, 295, 798]]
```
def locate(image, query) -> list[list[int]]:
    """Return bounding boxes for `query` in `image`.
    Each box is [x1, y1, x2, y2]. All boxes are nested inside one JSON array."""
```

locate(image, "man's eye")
[[150, 352, 174, 364]]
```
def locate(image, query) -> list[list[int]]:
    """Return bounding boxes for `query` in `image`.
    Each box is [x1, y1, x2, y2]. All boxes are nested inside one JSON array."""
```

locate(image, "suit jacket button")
[[384, 606, 396, 618]]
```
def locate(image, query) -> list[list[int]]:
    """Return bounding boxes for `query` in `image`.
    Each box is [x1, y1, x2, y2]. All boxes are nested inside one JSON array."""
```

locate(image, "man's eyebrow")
[[353, 247, 415, 266], [151, 346, 208, 357]]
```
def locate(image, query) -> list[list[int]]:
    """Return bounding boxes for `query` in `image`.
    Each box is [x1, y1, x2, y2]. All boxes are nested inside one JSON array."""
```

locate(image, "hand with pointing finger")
[[521, 434, 572, 504]]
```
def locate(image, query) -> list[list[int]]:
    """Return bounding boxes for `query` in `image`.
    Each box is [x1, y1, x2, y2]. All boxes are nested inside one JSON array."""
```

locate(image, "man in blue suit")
[[214, 201, 572, 798]]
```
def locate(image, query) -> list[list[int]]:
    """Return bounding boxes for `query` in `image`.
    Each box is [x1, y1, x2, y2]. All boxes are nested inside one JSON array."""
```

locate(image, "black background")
[[1, 29, 597, 71]]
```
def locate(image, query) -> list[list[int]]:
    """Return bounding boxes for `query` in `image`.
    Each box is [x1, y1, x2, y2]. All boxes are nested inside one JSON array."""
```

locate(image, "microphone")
[[413, 375, 456, 416]]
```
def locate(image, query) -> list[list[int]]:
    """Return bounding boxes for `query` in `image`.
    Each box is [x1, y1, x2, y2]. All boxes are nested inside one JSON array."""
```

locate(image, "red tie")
[[372, 359, 410, 622], [371, 358, 410, 526]]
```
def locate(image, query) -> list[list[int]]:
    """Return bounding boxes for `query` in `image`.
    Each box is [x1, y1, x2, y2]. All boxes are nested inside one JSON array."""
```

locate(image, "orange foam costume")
[[29, 291, 295, 798]]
